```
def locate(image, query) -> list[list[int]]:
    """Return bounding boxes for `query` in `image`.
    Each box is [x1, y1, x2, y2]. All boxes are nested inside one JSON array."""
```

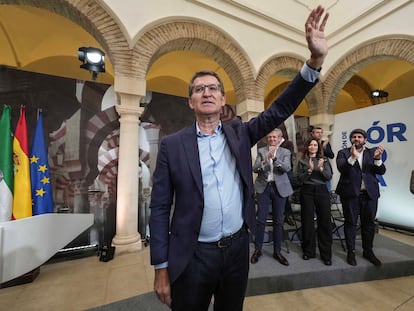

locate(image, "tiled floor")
[[1, 228, 414, 311]]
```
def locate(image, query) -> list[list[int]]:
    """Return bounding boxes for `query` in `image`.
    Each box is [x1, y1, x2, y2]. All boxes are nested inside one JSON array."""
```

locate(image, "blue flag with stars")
[[30, 111, 54, 215]]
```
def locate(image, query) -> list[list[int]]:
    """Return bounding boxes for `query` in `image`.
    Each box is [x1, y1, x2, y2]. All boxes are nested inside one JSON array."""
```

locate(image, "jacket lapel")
[[181, 126, 203, 195], [222, 124, 247, 184]]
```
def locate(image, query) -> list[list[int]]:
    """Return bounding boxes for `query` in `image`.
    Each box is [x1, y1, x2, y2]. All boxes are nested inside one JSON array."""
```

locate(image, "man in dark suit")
[[311, 126, 334, 159], [150, 6, 329, 310], [336, 128, 386, 266], [250, 128, 292, 266]]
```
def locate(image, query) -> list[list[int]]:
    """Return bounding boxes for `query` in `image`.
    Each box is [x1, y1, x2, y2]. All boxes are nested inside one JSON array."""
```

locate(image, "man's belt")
[[199, 226, 244, 248]]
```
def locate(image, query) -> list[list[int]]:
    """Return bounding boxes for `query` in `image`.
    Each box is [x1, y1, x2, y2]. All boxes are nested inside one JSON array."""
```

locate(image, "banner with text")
[[331, 96, 414, 230]]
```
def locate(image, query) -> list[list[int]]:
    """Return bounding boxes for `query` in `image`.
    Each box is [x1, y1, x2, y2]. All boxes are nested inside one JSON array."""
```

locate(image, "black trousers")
[[341, 192, 378, 252], [299, 184, 332, 260], [171, 227, 249, 311]]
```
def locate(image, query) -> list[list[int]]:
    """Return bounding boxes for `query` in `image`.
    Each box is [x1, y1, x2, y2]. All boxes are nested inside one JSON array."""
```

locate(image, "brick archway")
[[133, 21, 255, 103], [324, 38, 414, 113], [256, 56, 304, 101], [0, 0, 132, 77], [256, 56, 322, 113]]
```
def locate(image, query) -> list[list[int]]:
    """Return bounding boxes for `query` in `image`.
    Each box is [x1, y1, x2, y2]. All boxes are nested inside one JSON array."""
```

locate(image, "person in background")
[[311, 126, 334, 191], [336, 128, 386, 267], [310, 126, 334, 159], [250, 128, 292, 266], [149, 6, 329, 310], [297, 138, 333, 265]]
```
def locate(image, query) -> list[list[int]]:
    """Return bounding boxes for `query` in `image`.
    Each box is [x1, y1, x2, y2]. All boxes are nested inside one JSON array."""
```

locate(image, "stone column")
[[141, 122, 161, 177], [112, 76, 146, 254], [236, 99, 262, 165], [236, 99, 262, 123]]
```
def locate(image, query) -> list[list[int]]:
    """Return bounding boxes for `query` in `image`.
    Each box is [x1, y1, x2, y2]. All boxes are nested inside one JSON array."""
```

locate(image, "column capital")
[[309, 113, 335, 136], [114, 75, 146, 97], [115, 102, 144, 117]]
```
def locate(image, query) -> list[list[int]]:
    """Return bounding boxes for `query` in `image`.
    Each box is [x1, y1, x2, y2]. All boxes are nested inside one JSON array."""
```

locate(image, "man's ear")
[[188, 98, 194, 110], [221, 95, 226, 106]]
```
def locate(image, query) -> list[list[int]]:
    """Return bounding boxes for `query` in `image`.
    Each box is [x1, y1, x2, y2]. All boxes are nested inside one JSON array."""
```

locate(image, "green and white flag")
[[0, 105, 14, 222]]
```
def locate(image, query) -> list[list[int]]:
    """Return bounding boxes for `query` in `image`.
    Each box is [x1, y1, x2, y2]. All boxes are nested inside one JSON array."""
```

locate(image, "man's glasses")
[[192, 84, 221, 94]]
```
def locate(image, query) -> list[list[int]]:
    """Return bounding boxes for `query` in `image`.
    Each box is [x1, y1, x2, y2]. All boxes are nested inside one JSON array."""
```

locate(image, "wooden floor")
[[1, 228, 414, 311]]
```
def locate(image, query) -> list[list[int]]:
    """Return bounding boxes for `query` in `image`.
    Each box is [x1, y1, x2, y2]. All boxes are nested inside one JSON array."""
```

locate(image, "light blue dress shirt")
[[194, 62, 319, 242], [196, 122, 244, 242]]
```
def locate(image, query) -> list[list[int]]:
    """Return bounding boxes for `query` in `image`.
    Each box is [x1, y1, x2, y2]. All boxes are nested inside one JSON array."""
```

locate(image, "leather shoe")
[[250, 249, 262, 264], [363, 251, 382, 266], [347, 251, 357, 266], [273, 252, 289, 266], [323, 259, 332, 266], [284, 216, 295, 226], [302, 254, 316, 260]]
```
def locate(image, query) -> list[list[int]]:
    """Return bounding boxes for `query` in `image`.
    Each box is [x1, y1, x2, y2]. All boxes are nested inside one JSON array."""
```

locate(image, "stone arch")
[[342, 76, 374, 109], [256, 55, 322, 113], [256, 56, 304, 100], [84, 108, 121, 187], [0, 0, 132, 77], [324, 38, 414, 114], [133, 20, 256, 103]]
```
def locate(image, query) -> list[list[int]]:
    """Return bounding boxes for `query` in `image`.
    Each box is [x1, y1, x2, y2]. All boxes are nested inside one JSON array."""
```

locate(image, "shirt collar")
[[196, 121, 222, 137]]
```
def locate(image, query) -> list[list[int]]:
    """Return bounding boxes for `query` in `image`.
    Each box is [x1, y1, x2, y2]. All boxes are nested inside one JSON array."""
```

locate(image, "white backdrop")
[[331, 97, 414, 230]]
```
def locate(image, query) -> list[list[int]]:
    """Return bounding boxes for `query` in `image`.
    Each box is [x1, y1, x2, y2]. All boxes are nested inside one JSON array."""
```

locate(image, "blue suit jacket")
[[336, 147, 386, 199], [149, 73, 316, 283]]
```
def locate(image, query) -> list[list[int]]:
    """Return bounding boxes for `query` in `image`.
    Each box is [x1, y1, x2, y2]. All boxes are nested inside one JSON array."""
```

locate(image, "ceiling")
[[1, 4, 413, 116]]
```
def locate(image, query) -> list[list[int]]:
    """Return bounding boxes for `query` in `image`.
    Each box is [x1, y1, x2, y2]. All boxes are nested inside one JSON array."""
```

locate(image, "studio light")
[[371, 89, 388, 98], [78, 47, 105, 80]]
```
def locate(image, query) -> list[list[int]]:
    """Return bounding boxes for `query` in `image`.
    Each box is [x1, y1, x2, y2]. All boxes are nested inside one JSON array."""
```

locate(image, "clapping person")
[[336, 129, 386, 266], [297, 138, 333, 265], [251, 128, 293, 266], [310, 126, 334, 191]]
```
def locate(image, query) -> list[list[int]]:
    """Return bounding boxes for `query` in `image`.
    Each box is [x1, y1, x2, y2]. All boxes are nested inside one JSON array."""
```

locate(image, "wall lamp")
[[78, 47, 105, 81]]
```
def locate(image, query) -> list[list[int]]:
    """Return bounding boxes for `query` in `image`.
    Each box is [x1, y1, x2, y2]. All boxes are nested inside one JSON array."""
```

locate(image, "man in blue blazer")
[[336, 128, 386, 267], [150, 6, 329, 310]]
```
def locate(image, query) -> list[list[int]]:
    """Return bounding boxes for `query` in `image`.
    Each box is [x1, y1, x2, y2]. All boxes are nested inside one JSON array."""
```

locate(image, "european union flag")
[[30, 111, 54, 215]]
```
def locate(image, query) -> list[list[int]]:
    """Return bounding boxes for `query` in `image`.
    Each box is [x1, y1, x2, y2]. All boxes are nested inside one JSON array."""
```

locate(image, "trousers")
[[341, 192, 378, 252], [299, 183, 332, 260], [254, 182, 286, 253], [171, 227, 249, 311]]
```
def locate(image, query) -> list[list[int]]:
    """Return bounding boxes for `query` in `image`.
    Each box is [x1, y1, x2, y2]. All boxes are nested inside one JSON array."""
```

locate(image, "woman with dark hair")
[[297, 138, 333, 265]]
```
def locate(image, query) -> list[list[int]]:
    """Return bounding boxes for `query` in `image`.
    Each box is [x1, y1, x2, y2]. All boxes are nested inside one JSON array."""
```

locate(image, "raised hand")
[[351, 144, 361, 159], [266, 146, 277, 161], [318, 158, 325, 170], [374, 145, 385, 160], [309, 158, 315, 171], [305, 5, 329, 69]]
